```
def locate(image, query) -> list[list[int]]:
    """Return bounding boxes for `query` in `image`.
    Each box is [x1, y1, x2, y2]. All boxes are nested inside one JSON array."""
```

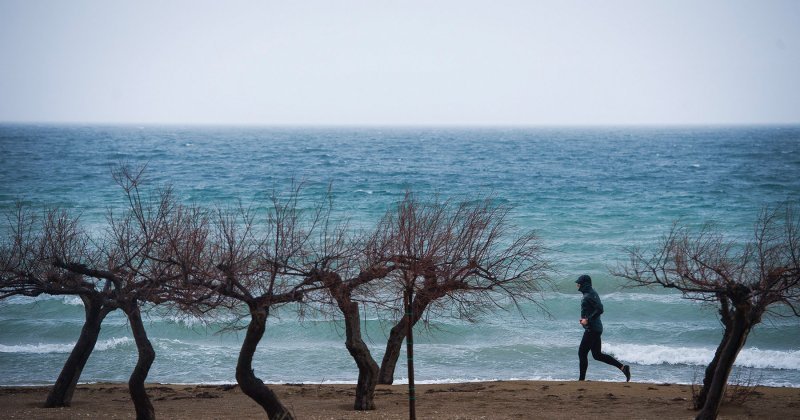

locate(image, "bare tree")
[[3, 181, 553, 419], [0, 203, 119, 408], [303, 214, 399, 411], [301, 192, 552, 414], [0, 166, 210, 419], [370, 194, 553, 386], [196, 185, 329, 420], [614, 205, 800, 420]]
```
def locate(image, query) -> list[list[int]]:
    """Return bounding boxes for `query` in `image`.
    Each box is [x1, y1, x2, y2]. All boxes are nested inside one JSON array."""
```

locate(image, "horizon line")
[[2, 121, 800, 129]]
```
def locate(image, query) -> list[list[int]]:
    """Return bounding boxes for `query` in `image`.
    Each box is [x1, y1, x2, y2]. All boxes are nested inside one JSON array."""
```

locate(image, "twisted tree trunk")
[[45, 295, 113, 407], [236, 304, 294, 420], [125, 304, 156, 420], [339, 298, 379, 410], [694, 296, 733, 410], [694, 326, 732, 410], [378, 293, 433, 385], [696, 300, 754, 420]]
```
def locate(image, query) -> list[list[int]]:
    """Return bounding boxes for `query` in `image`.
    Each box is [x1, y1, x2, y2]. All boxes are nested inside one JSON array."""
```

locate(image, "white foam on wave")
[[543, 292, 696, 305], [180, 378, 550, 386], [152, 337, 228, 350], [94, 337, 133, 351], [736, 348, 800, 371], [0, 337, 132, 354], [2, 295, 84, 306], [390, 377, 499, 385], [59, 296, 84, 306], [605, 343, 800, 370], [601, 292, 693, 305], [157, 313, 207, 328], [0, 342, 76, 354]]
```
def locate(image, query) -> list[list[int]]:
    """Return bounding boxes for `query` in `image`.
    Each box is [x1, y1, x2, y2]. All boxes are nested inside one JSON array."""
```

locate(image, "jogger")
[[576, 274, 631, 382]]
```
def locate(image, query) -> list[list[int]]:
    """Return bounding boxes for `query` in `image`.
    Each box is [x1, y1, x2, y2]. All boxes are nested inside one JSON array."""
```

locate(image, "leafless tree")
[[613, 205, 800, 420], [303, 213, 399, 411], [0, 203, 118, 408], [194, 184, 330, 420], [301, 192, 552, 414], [3, 180, 553, 419], [376, 194, 552, 386], [0, 166, 211, 419]]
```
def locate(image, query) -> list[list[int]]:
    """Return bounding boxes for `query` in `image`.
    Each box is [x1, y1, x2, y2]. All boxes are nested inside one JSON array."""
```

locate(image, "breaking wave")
[[0, 337, 132, 354], [605, 343, 800, 370]]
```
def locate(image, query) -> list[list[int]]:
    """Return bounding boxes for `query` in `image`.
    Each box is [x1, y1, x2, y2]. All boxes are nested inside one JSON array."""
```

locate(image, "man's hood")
[[576, 274, 593, 293]]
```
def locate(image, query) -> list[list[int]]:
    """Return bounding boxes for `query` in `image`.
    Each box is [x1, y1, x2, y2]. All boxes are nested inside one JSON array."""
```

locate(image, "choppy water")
[[1, 124, 799, 387]]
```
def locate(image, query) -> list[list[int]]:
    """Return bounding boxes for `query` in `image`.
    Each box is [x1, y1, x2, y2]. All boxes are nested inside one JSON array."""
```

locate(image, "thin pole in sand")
[[405, 283, 416, 420]]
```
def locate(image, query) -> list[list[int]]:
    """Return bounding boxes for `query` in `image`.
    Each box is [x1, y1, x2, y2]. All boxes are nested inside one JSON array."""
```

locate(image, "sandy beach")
[[1, 380, 798, 419]]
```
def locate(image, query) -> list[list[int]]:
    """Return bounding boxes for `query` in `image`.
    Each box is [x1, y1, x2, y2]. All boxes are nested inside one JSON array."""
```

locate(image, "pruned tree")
[[373, 193, 553, 387], [613, 205, 800, 420], [101, 166, 185, 420], [303, 211, 399, 411], [0, 203, 119, 408], [197, 184, 328, 420], [0, 166, 211, 419], [301, 192, 553, 414]]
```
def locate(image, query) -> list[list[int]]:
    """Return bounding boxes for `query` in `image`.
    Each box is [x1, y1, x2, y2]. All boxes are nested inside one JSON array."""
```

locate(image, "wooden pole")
[[405, 285, 416, 420]]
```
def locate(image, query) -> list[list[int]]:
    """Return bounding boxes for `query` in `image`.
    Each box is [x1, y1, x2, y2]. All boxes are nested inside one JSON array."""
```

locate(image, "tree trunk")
[[45, 295, 112, 407], [695, 304, 753, 420], [694, 326, 731, 410], [125, 304, 156, 420], [378, 294, 432, 385], [339, 299, 379, 410], [694, 299, 733, 410], [236, 304, 294, 420], [378, 321, 407, 385]]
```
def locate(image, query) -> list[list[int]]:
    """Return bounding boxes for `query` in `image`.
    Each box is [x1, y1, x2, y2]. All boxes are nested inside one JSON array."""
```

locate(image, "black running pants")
[[579, 330, 622, 380]]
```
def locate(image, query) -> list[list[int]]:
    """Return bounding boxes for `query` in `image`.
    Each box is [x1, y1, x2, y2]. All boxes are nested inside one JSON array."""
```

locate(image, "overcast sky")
[[1, 0, 798, 126]]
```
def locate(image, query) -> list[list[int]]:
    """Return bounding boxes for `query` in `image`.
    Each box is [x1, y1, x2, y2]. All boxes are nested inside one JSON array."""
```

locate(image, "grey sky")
[[1, 0, 798, 126]]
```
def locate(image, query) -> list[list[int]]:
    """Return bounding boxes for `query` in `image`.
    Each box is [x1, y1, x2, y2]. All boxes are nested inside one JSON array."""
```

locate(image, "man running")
[[576, 274, 631, 382]]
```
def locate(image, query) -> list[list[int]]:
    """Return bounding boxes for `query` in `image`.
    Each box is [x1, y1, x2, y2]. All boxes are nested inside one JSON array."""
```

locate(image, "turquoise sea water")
[[1, 125, 799, 387]]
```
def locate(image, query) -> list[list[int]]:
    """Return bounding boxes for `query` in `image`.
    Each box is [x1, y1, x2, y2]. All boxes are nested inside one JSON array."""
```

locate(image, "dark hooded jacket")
[[577, 275, 604, 334]]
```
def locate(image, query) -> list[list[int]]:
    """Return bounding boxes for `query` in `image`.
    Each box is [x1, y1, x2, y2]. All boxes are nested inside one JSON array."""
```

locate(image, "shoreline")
[[5, 377, 800, 389], [2, 380, 799, 419]]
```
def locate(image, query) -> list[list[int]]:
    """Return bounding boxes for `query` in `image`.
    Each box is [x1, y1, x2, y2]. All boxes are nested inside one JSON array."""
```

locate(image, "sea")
[[0, 124, 798, 388]]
